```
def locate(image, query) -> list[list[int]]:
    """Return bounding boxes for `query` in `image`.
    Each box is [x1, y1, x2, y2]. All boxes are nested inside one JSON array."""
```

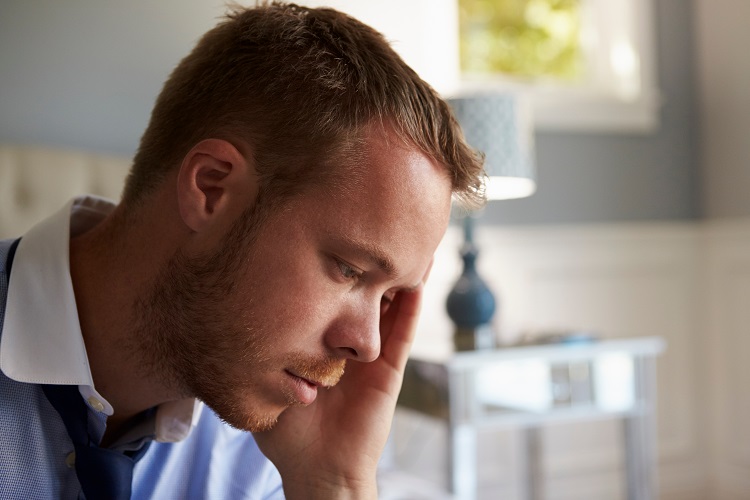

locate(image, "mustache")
[[288, 354, 347, 388]]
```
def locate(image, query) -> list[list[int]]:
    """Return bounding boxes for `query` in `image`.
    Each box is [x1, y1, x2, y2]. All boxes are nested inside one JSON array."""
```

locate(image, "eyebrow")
[[338, 236, 398, 278]]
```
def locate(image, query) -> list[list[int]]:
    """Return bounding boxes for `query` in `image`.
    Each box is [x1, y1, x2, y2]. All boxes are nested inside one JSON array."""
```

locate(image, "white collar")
[[1, 196, 202, 442]]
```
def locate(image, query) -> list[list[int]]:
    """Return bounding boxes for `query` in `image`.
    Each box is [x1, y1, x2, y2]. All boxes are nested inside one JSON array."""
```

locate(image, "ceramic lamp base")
[[454, 324, 495, 351]]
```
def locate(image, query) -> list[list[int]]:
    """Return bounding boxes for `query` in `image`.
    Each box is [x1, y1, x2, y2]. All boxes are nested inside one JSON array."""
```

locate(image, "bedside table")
[[396, 336, 666, 500]]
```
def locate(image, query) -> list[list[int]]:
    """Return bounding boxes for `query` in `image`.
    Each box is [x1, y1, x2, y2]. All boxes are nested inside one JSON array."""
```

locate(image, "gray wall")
[[482, 0, 700, 225], [0, 0, 221, 156], [0, 0, 700, 225], [694, 0, 750, 219]]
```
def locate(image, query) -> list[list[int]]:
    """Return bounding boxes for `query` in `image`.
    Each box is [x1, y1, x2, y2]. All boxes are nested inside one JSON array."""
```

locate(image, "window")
[[301, 0, 659, 132], [460, 0, 583, 81], [457, 0, 660, 132]]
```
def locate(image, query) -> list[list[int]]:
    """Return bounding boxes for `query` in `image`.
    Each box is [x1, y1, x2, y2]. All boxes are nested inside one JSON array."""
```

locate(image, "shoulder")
[[133, 406, 284, 499]]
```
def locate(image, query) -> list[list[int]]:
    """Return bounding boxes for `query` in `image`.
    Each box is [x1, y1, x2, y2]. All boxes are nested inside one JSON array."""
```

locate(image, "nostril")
[[326, 309, 382, 362]]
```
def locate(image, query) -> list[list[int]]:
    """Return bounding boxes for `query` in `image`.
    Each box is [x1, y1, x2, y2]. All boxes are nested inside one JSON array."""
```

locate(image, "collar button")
[[87, 396, 105, 413]]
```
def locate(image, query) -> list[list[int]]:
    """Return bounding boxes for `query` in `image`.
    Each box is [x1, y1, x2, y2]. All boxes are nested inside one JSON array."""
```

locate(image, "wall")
[[0, 0, 221, 157], [694, 0, 750, 219], [482, 0, 700, 225], [406, 222, 710, 500], [0, 0, 699, 225], [406, 215, 750, 499], [693, 1, 750, 498]]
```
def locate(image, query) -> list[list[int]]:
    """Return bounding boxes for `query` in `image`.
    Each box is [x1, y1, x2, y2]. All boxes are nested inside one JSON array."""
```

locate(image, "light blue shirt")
[[0, 196, 284, 499]]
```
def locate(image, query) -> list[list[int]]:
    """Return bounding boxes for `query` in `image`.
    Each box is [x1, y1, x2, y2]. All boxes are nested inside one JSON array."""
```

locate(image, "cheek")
[[236, 226, 353, 349], [235, 264, 342, 349]]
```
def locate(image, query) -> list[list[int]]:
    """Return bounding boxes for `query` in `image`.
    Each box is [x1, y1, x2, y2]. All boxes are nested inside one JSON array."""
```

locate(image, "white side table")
[[396, 337, 666, 500]]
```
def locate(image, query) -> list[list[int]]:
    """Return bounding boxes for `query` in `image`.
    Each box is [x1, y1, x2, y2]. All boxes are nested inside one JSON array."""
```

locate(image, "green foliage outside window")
[[459, 0, 583, 81]]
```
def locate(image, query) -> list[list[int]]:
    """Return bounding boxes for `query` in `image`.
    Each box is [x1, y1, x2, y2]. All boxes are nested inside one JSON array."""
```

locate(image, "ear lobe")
[[177, 139, 256, 233]]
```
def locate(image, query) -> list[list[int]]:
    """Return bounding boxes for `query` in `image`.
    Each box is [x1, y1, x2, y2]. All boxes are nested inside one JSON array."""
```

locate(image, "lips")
[[285, 370, 319, 405], [282, 355, 347, 405], [293, 371, 322, 388]]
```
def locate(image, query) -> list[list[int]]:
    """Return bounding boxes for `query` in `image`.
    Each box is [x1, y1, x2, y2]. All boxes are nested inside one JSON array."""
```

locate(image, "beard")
[[130, 201, 345, 432]]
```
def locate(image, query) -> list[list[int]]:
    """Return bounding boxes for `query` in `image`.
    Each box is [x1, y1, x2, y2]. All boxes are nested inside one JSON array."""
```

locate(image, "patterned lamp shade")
[[446, 93, 536, 350], [449, 93, 536, 200]]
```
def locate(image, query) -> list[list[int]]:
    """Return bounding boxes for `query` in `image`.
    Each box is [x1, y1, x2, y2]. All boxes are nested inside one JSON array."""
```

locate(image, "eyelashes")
[[332, 256, 396, 314], [335, 258, 363, 281]]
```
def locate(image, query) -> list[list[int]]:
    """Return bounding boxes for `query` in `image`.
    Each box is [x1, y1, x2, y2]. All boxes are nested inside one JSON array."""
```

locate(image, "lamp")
[[446, 93, 536, 351]]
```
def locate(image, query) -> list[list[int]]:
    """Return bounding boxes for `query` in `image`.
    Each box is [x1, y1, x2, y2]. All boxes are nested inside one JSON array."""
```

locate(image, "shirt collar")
[[0, 195, 201, 442]]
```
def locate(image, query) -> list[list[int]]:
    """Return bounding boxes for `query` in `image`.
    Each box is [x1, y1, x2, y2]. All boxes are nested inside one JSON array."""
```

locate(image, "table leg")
[[449, 424, 478, 500], [523, 427, 543, 500], [623, 357, 658, 500]]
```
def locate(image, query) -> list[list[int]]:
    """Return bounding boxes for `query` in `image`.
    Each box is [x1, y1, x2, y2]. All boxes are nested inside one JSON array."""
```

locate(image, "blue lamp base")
[[453, 324, 495, 351], [446, 216, 497, 351]]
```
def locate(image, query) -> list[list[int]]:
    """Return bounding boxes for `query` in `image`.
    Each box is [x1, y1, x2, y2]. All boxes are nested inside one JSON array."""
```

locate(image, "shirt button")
[[65, 451, 76, 468], [87, 396, 105, 412]]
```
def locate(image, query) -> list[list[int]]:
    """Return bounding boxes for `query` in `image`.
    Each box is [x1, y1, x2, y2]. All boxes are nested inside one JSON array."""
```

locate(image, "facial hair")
[[130, 200, 346, 432]]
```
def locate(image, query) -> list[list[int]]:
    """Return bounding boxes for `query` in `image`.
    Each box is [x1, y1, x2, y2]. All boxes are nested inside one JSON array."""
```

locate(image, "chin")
[[236, 414, 280, 433], [212, 403, 282, 432], [194, 372, 297, 432], [203, 391, 290, 433]]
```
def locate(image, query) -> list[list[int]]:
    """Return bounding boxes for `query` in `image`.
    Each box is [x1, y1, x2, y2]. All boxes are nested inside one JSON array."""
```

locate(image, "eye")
[[336, 259, 362, 281]]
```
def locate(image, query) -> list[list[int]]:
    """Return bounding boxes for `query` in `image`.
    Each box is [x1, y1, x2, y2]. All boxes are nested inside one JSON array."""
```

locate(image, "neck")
[[68, 197, 188, 432]]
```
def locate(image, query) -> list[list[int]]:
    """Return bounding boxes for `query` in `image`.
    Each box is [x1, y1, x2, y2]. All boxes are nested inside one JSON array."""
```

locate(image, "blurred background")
[[1, 1, 749, 499]]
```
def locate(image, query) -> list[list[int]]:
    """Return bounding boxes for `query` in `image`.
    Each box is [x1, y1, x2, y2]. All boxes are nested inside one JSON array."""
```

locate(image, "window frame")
[[455, 0, 661, 133], [301, 0, 660, 133]]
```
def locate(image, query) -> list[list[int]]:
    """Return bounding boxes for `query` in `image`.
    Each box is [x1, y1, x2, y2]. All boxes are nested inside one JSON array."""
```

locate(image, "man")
[[0, 2, 484, 499]]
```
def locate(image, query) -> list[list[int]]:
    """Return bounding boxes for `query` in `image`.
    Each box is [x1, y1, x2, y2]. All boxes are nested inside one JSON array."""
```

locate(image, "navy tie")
[[42, 384, 152, 499], [5, 239, 150, 498]]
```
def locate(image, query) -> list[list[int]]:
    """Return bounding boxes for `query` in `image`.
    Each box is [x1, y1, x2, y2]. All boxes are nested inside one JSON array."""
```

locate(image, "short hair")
[[122, 1, 485, 210]]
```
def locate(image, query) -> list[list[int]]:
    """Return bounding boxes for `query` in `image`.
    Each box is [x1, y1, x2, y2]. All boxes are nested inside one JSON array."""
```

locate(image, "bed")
[[0, 144, 131, 239]]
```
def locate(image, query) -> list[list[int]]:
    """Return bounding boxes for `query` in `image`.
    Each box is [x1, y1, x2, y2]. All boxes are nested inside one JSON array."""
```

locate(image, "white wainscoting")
[[703, 220, 750, 500], [394, 218, 750, 499]]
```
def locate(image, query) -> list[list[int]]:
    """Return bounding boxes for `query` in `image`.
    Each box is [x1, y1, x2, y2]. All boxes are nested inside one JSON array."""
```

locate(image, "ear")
[[176, 139, 257, 233]]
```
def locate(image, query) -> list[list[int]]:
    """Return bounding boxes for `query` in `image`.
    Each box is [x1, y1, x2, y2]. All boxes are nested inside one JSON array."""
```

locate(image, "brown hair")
[[122, 1, 485, 210]]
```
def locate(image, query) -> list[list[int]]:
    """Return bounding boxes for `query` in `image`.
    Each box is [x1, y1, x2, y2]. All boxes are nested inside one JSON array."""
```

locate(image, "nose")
[[325, 299, 381, 363]]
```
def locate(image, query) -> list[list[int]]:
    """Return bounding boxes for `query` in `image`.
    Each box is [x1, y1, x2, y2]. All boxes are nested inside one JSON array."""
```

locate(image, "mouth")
[[284, 370, 319, 405]]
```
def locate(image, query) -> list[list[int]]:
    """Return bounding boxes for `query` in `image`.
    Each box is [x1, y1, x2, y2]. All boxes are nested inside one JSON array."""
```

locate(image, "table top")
[[409, 336, 666, 369]]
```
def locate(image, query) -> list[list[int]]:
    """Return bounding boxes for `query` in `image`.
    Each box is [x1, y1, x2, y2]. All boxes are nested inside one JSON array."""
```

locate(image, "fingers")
[[379, 255, 433, 370], [379, 286, 423, 372]]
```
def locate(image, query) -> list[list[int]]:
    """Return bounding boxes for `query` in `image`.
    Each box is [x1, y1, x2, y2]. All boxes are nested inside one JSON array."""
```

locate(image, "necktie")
[[5, 239, 151, 498], [42, 384, 152, 500]]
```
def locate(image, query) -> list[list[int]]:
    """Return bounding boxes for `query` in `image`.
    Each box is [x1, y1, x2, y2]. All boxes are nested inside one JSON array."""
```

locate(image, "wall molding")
[[403, 217, 749, 498]]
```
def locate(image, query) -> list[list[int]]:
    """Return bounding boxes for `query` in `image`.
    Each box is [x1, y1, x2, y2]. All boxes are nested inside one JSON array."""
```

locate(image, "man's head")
[[122, 2, 484, 212], [122, 2, 486, 431], [133, 125, 454, 431]]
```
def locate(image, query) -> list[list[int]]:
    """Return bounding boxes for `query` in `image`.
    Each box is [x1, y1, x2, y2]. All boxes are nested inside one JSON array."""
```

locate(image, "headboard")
[[0, 145, 131, 239]]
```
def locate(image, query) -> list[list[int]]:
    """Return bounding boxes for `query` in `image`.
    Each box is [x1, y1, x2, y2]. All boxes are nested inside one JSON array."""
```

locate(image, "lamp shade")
[[449, 93, 536, 200]]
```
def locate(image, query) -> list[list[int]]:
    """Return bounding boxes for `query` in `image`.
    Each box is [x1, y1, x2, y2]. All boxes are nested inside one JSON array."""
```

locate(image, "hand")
[[253, 277, 428, 499]]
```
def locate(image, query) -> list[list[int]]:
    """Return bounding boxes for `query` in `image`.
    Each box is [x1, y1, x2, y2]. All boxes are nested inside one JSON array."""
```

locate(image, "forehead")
[[274, 126, 452, 279], [317, 129, 450, 266]]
